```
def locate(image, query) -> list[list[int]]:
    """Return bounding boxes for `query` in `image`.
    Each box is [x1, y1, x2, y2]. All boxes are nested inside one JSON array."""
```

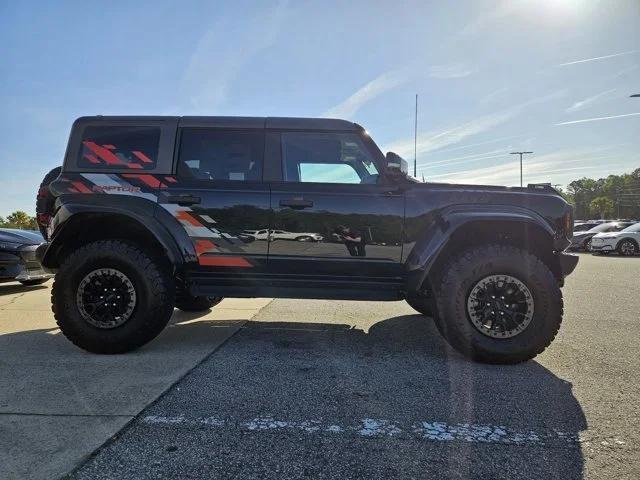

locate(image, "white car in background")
[[244, 229, 323, 242], [591, 222, 640, 256]]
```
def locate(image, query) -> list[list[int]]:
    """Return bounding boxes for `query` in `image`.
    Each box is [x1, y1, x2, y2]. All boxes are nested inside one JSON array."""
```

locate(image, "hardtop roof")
[[73, 116, 361, 131]]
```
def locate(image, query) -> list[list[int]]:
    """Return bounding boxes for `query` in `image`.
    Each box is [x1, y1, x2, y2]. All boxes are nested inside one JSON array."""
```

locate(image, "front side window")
[[78, 126, 160, 170], [281, 132, 379, 184], [177, 129, 264, 181]]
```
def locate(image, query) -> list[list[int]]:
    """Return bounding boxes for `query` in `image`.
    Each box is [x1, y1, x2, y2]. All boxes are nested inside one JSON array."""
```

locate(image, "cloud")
[[556, 112, 640, 126], [181, 1, 288, 113], [323, 67, 412, 119], [429, 63, 472, 79], [384, 91, 565, 158], [565, 88, 616, 113], [557, 51, 637, 67], [423, 148, 628, 187], [418, 149, 509, 168]]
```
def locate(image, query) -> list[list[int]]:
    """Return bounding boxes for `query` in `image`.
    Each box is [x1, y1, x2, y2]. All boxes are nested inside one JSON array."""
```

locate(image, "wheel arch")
[[405, 206, 562, 294], [41, 197, 195, 270], [617, 236, 639, 250]]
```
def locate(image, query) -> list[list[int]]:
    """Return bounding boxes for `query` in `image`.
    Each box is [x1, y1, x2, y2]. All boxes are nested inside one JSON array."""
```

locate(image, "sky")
[[1, 0, 639, 216]]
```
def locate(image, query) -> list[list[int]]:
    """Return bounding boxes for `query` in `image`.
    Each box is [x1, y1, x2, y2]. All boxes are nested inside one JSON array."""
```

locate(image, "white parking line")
[[141, 415, 604, 446]]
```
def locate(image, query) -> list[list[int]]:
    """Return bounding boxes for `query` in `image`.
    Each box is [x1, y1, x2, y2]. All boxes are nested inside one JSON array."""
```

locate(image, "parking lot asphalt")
[[65, 253, 639, 480], [0, 284, 272, 480]]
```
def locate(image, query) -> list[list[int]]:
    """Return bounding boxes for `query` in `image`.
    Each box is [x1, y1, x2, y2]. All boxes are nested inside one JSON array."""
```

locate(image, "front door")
[[158, 126, 271, 274], [268, 131, 405, 280]]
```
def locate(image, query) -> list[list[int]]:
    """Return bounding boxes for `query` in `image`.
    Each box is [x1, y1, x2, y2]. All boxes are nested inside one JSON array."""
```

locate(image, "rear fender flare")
[[42, 195, 197, 269]]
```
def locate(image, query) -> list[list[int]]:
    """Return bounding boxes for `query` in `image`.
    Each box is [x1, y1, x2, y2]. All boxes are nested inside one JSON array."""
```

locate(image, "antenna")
[[414, 94, 418, 178]]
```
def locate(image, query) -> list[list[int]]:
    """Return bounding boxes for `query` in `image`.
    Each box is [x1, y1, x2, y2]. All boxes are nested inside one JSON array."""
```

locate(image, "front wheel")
[[432, 244, 563, 364], [617, 239, 638, 256], [52, 240, 175, 354]]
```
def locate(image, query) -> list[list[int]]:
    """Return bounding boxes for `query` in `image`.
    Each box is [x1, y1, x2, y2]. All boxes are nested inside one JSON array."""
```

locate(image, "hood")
[[571, 231, 591, 239], [593, 232, 620, 239], [0, 228, 44, 246]]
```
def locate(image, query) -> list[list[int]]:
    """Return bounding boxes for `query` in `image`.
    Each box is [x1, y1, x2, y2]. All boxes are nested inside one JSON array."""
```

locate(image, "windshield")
[[621, 222, 640, 233]]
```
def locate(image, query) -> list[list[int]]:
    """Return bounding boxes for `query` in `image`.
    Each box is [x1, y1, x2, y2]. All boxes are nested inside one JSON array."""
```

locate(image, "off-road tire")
[[175, 293, 223, 312], [52, 240, 175, 354], [617, 239, 638, 256], [36, 166, 62, 240], [406, 295, 433, 317], [432, 244, 563, 364]]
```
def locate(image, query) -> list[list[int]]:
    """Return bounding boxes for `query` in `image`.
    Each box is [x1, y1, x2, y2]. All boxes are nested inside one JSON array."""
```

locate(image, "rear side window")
[[78, 126, 161, 170], [177, 128, 264, 182]]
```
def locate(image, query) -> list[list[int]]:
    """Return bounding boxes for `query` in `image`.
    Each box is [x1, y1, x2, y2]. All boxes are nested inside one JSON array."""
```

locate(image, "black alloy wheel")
[[466, 274, 534, 338], [76, 268, 137, 329]]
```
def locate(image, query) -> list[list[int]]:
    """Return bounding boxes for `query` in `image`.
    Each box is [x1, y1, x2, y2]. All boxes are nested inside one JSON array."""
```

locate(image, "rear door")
[[157, 120, 271, 276], [267, 130, 405, 282]]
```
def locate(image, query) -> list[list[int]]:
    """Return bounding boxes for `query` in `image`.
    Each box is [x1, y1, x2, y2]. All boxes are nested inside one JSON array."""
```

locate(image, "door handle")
[[279, 198, 314, 209], [166, 194, 201, 206]]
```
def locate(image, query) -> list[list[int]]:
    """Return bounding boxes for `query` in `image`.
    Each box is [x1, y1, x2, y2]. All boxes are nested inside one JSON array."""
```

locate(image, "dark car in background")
[[573, 221, 600, 232], [0, 229, 54, 286], [568, 221, 636, 252]]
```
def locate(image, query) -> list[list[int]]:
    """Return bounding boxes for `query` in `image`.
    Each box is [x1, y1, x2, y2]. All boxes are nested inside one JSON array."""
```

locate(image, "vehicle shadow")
[[0, 282, 49, 296], [131, 313, 587, 480]]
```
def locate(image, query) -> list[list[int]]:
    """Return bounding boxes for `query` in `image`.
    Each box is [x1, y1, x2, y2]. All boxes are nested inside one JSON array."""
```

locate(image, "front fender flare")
[[405, 204, 558, 292]]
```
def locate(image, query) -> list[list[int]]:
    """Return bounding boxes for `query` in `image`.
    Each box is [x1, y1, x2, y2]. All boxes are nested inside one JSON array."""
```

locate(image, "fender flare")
[[40, 194, 197, 269], [405, 204, 557, 292]]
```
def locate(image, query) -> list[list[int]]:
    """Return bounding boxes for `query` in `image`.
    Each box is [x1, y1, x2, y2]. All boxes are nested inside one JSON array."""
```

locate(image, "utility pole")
[[510, 151, 533, 187], [414, 94, 418, 178]]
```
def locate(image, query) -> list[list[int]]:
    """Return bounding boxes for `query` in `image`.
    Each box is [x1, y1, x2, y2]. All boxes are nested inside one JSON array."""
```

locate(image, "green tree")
[[1, 211, 38, 230], [589, 197, 614, 219]]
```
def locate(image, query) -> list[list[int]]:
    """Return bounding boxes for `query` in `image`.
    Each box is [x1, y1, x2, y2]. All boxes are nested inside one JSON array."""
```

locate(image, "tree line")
[[0, 211, 38, 230], [563, 167, 640, 220]]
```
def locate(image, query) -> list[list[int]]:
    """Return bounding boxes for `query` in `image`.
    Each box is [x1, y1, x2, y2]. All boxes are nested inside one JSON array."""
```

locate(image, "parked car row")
[[569, 221, 640, 256]]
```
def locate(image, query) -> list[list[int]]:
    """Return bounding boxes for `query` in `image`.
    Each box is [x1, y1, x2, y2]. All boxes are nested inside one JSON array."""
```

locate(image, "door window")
[[281, 132, 379, 184], [177, 129, 264, 181]]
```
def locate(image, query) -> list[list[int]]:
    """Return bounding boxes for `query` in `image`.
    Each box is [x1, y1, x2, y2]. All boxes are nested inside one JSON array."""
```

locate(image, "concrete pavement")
[[0, 282, 272, 480]]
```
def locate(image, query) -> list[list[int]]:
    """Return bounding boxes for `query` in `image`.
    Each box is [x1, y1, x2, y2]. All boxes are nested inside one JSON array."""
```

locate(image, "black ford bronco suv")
[[36, 116, 578, 363]]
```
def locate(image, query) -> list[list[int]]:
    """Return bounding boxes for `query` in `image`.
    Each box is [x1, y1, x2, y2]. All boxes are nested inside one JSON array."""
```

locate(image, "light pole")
[[510, 151, 533, 187]]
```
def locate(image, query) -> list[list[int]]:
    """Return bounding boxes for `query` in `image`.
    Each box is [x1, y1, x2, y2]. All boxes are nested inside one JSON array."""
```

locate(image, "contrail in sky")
[[556, 112, 640, 125], [558, 51, 637, 66]]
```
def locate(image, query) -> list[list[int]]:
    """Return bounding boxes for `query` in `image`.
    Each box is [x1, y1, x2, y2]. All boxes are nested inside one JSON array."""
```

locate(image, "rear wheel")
[[584, 238, 593, 252], [617, 239, 638, 256], [52, 240, 175, 354], [432, 244, 563, 364], [35, 166, 62, 240]]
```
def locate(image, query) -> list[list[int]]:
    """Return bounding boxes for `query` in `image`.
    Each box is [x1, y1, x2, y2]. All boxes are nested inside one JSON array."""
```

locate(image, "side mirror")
[[385, 152, 408, 177]]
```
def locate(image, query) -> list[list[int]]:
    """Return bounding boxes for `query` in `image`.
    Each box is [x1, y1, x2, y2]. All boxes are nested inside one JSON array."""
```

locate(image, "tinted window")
[[281, 132, 379, 184], [78, 126, 160, 170], [178, 129, 264, 181]]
